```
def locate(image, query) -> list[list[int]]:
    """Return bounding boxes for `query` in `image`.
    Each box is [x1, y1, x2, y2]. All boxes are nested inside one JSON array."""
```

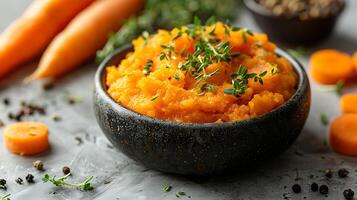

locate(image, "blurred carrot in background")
[[310, 49, 354, 84], [28, 0, 143, 80], [0, 0, 95, 78]]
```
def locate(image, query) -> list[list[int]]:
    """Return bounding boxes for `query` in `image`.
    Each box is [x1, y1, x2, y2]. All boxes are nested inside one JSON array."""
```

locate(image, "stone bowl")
[[93, 45, 311, 176]]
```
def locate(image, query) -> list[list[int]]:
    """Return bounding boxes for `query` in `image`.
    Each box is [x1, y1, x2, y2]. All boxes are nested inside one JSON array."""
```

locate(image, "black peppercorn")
[[62, 166, 71, 175], [344, 189, 354, 200], [15, 177, 23, 185], [324, 169, 332, 178], [26, 174, 35, 183], [292, 184, 301, 193], [3, 98, 10, 106], [311, 182, 318, 192], [319, 185, 329, 195], [338, 168, 349, 178]]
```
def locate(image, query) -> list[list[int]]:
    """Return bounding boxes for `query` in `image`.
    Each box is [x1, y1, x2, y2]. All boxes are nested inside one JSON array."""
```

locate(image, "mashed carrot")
[[106, 22, 297, 123]]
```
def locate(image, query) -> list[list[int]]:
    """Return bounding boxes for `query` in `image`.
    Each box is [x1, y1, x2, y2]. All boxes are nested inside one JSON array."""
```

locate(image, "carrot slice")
[[3, 122, 49, 156], [341, 94, 357, 114], [310, 49, 354, 84], [330, 114, 357, 156], [28, 0, 143, 80], [0, 0, 95, 78]]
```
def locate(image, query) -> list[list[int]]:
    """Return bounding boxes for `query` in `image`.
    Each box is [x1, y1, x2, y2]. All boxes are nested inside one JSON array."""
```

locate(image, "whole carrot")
[[28, 0, 143, 80], [0, 0, 95, 78]]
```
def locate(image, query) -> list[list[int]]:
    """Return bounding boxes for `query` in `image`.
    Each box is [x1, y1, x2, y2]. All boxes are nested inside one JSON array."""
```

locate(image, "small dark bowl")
[[94, 46, 311, 176], [243, 0, 345, 44]]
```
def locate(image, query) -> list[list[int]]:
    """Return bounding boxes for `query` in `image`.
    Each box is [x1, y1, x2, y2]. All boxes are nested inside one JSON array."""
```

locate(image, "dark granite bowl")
[[243, 0, 345, 44], [94, 46, 311, 176]]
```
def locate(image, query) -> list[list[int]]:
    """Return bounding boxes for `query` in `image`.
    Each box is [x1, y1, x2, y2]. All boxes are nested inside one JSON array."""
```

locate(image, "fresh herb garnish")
[[255, 43, 262, 48], [160, 44, 176, 60], [143, 60, 153, 75], [42, 173, 94, 191], [163, 185, 172, 192], [320, 112, 329, 126], [334, 81, 344, 96], [198, 83, 215, 96], [174, 74, 180, 80], [224, 65, 267, 96], [175, 191, 186, 198], [168, 20, 255, 97], [0, 194, 10, 200], [150, 94, 160, 101]]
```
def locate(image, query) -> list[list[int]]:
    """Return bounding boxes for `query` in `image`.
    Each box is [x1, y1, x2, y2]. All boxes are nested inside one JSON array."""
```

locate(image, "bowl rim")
[[95, 45, 309, 128], [243, 0, 345, 20]]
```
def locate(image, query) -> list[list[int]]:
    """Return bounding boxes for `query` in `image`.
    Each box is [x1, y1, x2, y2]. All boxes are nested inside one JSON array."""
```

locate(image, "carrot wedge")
[[28, 0, 143, 80], [310, 49, 354, 84], [3, 122, 49, 156], [330, 114, 357, 156], [0, 0, 95, 78], [341, 94, 357, 114]]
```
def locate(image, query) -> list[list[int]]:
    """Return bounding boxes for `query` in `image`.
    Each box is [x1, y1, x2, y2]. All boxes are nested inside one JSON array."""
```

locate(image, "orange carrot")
[[341, 94, 357, 114], [0, 0, 95, 78], [310, 49, 354, 84], [28, 0, 143, 80], [3, 122, 49, 156], [329, 114, 357, 156]]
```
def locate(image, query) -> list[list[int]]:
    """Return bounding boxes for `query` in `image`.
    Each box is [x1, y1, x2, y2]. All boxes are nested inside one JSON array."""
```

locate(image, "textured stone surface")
[[0, 0, 357, 199]]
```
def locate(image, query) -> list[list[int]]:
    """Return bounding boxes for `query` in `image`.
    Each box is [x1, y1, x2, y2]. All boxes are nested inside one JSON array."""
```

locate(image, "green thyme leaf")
[[163, 185, 172, 192], [42, 173, 94, 191], [334, 81, 344, 96], [320, 113, 329, 126], [150, 94, 160, 101], [176, 191, 186, 198], [143, 60, 154, 75], [0, 194, 10, 200]]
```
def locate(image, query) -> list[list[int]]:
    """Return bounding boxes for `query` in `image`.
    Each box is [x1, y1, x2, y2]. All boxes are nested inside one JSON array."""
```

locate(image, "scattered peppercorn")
[[343, 189, 354, 200], [2, 98, 10, 106], [33, 160, 44, 171], [0, 120, 4, 128], [42, 81, 55, 91], [324, 169, 333, 178], [52, 115, 62, 122], [62, 166, 71, 175], [25, 174, 35, 183], [338, 168, 349, 178], [0, 179, 6, 190], [15, 177, 23, 185], [292, 184, 301, 193], [311, 183, 318, 192], [319, 185, 329, 195]]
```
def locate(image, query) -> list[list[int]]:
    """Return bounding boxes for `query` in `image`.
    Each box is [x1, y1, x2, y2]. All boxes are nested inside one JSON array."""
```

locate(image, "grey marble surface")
[[0, 1, 357, 199]]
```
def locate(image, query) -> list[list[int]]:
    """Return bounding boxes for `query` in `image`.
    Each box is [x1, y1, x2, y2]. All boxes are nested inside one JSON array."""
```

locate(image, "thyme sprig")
[[42, 173, 94, 191], [0, 194, 10, 200], [224, 65, 267, 96], [171, 19, 251, 96]]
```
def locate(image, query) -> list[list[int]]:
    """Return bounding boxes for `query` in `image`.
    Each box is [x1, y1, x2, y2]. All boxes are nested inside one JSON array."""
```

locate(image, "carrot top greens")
[[96, 0, 239, 62]]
